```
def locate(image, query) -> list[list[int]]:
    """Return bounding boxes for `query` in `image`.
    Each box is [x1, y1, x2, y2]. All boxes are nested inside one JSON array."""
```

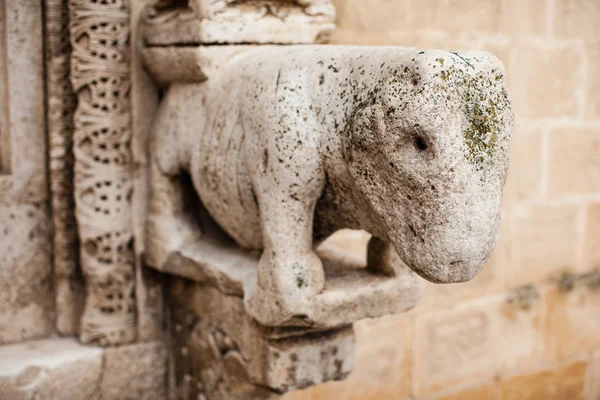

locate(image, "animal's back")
[[189, 46, 423, 250]]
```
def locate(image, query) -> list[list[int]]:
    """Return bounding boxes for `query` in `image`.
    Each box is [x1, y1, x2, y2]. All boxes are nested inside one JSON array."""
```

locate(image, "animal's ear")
[[345, 104, 386, 161]]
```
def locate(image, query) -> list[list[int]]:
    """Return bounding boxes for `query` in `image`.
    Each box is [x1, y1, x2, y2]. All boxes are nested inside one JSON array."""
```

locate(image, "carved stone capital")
[[143, 0, 335, 45]]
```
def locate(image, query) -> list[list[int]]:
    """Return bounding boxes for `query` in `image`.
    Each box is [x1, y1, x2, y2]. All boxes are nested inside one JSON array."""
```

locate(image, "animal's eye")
[[414, 136, 428, 151]]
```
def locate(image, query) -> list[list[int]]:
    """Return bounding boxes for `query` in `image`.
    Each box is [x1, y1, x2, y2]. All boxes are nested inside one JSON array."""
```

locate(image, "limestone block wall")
[[285, 1, 600, 399]]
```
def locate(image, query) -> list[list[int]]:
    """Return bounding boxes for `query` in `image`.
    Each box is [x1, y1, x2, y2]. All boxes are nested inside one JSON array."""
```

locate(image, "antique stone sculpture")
[[145, 46, 514, 327], [0, 0, 518, 398]]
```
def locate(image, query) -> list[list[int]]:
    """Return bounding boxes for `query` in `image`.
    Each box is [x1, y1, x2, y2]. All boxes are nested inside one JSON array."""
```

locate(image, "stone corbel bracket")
[[139, 1, 513, 397]]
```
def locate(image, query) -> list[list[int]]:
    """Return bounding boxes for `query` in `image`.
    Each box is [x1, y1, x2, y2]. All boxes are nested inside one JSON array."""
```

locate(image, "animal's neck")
[[317, 129, 388, 240]]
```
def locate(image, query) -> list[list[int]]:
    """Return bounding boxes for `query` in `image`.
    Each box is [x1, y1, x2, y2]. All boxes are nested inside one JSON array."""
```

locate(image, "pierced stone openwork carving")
[[70, 0, 137, 346]]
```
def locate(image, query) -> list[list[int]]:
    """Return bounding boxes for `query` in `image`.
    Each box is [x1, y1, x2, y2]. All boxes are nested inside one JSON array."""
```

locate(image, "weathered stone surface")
[[430, 382, 496, 400], [553, 0, 600, 41], [309, 315, 412, 400], [142, 45, 250, 86], [414, 290, 543, 395], [69, 0, 138, 347], [544, 279, 600, 361], [0, 0, 53, 346], [0, 204, 53, 344], [511, 45, 583, 119], [45, 0, 82, 337], [592, 351, 600, 400], [548, 127, 600, 197], [498, 360, 588, 400], [131, 0, 166, 344], [585, 203, 600, 269], [334, 0, 502, 37], [443, 0, 504, 35], [0, 0, 47, 204], [0, 338, 168, 400], [168, 277, 354, 398], [101, 342, 168, 400], [504, 127, 542, 202], [508, 204, 581, 285], [0, 338, 104, 400], [145, 46, 513, 328], [587, 45, 600, 118], [152, 237, 420, 330], [502, 0, 549, 37], [143, 0, 335, 45]]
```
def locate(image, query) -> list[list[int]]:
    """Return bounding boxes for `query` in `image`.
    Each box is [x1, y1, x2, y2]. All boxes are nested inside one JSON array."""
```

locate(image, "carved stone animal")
[[146, 46, 514, 325]]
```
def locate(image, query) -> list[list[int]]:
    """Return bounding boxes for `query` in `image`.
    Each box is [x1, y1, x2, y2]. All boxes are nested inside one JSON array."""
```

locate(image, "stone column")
[[45, 0, 83, 337]]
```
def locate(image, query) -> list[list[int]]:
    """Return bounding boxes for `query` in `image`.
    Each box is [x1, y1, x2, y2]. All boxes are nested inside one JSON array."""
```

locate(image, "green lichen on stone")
[[463, 100, 498, 165], [440, 65, 456, 82], [461, 73, 509, 166]]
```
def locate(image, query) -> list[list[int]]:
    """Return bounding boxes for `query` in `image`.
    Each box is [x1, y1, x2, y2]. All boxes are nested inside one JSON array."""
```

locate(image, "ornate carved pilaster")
[[69, 0, 137, 346], [45, 0, 83, 336]]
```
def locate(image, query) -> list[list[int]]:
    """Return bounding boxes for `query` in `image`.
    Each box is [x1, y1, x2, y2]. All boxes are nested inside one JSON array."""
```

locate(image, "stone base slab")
[[0, 338, 167, 400], [168, 278, 355, 398], [152, 235, 421, 330]]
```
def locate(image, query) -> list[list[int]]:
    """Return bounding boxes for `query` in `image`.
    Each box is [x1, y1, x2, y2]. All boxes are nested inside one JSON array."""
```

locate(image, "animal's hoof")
[[245, 251, 325, 326], [244, 285, 313, 327]]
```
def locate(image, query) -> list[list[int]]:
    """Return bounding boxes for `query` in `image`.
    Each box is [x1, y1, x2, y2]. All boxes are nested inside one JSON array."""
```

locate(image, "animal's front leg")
[[145, 160, 200, 269], [246, 197, 325, 326], [145, 97, 200, 269], [367, 236, 405, 276]]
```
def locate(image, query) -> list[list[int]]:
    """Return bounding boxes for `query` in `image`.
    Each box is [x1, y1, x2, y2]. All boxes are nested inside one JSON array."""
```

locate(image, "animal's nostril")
[[449, 260, 464, 268], [415, 136, 428, 151]]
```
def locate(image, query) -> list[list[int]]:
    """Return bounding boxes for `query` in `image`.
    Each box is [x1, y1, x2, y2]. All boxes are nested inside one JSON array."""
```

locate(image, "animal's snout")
[[443, 259, 479, 283]]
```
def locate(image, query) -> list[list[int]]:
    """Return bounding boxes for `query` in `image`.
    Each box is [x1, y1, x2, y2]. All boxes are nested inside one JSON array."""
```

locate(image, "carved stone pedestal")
[[151, 228, 421, 329], [156, 222, 419, 398], [168, 277, 354, 399]]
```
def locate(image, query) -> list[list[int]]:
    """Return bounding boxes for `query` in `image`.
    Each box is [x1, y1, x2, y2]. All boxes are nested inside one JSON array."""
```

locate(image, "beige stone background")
[[286, 0, 600, 399]]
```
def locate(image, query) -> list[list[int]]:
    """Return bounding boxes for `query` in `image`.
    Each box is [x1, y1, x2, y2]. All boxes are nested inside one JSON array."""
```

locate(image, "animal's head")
[[345, 49, 513, 283]]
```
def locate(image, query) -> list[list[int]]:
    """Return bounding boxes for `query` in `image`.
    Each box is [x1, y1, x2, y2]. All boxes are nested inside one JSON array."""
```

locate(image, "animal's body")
[[147, 46, 513, 325]]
